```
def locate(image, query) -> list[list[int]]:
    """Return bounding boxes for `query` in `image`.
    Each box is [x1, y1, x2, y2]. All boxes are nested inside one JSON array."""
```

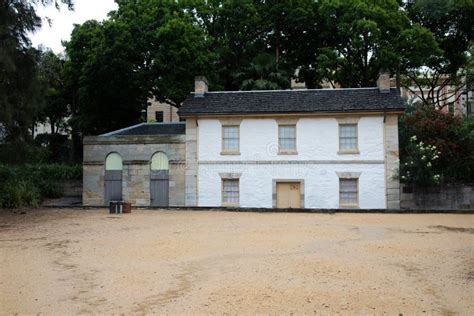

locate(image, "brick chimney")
[[194, 76, 208, 97], [377, 70, 391, 93]]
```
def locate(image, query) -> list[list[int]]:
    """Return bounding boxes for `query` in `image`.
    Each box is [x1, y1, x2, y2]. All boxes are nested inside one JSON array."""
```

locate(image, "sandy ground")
[[0, 208, 473, 315]]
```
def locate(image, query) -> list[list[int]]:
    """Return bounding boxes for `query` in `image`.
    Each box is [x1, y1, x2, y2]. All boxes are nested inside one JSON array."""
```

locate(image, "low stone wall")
[[58, 180, 83, 197], [400, 184, 474, 210]]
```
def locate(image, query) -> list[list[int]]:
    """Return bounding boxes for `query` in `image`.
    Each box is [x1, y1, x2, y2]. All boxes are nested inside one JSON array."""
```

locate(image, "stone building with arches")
[[82, 123, 186, 206]]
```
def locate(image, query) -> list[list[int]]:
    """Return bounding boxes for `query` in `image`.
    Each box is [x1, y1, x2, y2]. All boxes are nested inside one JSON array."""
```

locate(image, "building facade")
[[147, 99, 179, 122], [82, 123, 186, 207], [178, 75, 404, 209], [83, 74, 404, 209]]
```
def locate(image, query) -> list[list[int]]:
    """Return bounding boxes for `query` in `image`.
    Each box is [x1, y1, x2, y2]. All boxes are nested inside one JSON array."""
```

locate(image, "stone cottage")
[[83, 72, 405, 209]]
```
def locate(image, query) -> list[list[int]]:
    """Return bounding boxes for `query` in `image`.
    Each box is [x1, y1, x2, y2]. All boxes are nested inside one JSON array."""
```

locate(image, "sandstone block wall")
[[83, 135, 185, 206]]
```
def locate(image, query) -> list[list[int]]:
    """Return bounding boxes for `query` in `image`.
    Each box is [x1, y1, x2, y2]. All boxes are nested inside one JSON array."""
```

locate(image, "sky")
[[31, 0, 118, 54]]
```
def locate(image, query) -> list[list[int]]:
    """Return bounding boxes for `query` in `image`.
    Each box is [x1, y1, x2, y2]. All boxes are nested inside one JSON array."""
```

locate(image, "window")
[[155, 111, 164, 122], [105, 152, 123, 170], [151, 152, 169, 171], [222, 125, 239, 153], [278, 125, 296, 153], [339, 124, 358, 152], [339, 178, 358, 206], [222, 179, 239, 206]]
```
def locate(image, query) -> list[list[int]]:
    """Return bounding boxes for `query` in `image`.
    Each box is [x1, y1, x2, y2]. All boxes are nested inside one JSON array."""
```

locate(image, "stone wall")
[[384, 114, 400, 209], [59, 180, 82, 197], [83, 135, 185, 206], [147, 100, 179, 122], [400, 184, 474, 210]]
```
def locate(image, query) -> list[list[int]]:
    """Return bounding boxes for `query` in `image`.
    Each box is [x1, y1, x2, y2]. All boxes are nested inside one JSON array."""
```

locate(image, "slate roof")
[[178, 88, 405, 116], [100, 123, 185, 136]]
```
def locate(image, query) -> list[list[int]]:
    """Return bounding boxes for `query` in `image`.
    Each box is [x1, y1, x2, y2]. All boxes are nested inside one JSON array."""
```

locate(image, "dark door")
[[150, 170, 169, 207], [104, 170, 122, 205]]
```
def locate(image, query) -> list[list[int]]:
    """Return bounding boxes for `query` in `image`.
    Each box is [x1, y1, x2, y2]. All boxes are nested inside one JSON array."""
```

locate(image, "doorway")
[[150, 152, 169, 207], [104, 153, 123, 205], [276, 181, 301, 208]]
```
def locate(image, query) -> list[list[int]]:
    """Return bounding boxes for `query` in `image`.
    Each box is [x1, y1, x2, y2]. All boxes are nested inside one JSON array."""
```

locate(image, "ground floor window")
[[222, 179, 239, 206], [339, 178, 358, 206]]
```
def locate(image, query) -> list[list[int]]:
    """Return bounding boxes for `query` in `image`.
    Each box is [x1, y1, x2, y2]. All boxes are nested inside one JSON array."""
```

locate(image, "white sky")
[[31, 0, 118, 54]]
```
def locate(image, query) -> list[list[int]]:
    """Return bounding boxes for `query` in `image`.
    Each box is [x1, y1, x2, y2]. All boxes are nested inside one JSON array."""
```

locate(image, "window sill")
[[222, 202, 239, 207], [278, 150, 298, 155], [337, 149, 360, 155], [339, 203, 359, 209], [220, 151, 240, 156]]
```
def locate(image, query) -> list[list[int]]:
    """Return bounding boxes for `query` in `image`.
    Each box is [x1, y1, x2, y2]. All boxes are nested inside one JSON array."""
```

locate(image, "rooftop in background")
[[178, 87, 406, 116], [100, 123, 185, 137]]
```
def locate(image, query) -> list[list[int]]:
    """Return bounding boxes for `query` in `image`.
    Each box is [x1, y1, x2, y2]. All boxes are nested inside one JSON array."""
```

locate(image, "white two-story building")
[[178, 74, 404, 209]]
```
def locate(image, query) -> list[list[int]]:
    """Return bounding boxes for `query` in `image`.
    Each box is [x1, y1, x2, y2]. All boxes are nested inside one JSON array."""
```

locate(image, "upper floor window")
[[222, 125, 239, 154], [155, 111, 164, 122], [278, 124, 296, 154], [339, 123, 358, 153]]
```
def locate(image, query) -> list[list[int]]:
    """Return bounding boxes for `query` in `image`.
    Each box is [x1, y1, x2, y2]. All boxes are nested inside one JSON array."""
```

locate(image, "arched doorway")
[[150, 152, 169, 207], [104, 152, 123, 205]]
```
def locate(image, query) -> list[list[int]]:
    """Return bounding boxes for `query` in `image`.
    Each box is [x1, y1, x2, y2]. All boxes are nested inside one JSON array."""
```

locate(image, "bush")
[[399, 107, 474, 184], [0, 164, 82, 208], [0, 181, 41, 208]]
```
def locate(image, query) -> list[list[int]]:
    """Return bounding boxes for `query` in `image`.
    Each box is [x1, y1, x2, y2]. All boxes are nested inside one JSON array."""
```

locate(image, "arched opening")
[[150, 152, 169, 207], [104, 152, 123, 205], [151, 152, 169, 171], [105, 152, 123, 170]]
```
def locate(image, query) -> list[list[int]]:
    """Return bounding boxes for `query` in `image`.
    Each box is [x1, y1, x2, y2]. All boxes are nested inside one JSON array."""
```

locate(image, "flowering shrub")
[[399, 106, 474, 184], [399, 136, 441, 185]]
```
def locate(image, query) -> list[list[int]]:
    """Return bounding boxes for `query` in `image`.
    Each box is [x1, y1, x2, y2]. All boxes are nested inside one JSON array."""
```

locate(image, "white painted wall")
[[198, 117, 384, 161], [197, 117, 386, 209]]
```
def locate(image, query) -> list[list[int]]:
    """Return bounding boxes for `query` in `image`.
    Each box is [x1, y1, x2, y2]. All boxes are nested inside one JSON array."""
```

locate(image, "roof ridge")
[[191, 87, 383, 94]]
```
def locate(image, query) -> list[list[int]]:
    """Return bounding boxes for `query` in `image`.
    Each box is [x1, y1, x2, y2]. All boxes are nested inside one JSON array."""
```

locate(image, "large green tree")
[[0, 0, 73, 142], [65, 20, 147, 136], [402, 0, 474, 109]]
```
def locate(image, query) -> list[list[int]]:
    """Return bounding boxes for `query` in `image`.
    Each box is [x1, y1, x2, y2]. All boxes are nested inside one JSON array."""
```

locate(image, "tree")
[[402, 0, 474, 109], [295, 0, 439, 89], [36, 49, 69, 135], [65, 20, 148, 136], [232, 53, 291, 90], [0, 0, 73, 142]]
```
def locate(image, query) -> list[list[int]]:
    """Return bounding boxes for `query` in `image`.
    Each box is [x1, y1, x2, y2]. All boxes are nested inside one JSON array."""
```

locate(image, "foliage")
[[399, 107, 474, 184], [36, 49, 69, 135], [0, 0, 73, 142], [401, 0, 474, 109], [233, 53, 291, 90], [0, 163, 82, 208], [399, 136, 441, 186]]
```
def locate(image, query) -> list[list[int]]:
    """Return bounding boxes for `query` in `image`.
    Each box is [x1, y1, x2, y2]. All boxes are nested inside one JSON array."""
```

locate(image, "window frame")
[[338, 123, 359, 154], [278, 124, 297, 155], [221, 178, 240, 207], [221, 124, 240, 155], [339, 178, 359, 207]]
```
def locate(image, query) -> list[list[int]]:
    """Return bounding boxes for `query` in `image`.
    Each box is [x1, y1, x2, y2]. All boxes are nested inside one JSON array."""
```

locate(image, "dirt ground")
[[0, 208, 473, 315]]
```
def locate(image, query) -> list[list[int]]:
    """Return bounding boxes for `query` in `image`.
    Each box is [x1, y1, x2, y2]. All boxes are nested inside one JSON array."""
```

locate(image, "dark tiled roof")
[[101, 123, 185, 136], [178, 88, 405, 116]]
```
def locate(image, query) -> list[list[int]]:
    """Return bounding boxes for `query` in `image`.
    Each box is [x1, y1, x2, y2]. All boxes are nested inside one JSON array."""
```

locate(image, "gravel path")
[[0, 208, 473, 314]]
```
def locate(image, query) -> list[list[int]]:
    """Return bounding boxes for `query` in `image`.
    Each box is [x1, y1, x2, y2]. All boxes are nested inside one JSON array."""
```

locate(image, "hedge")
[[0, 164, 82, 208]]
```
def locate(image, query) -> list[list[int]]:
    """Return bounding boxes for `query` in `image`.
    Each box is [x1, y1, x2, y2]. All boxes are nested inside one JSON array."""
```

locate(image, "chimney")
[[377, 70, 391, 93], [194, 76, 208, 97]]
